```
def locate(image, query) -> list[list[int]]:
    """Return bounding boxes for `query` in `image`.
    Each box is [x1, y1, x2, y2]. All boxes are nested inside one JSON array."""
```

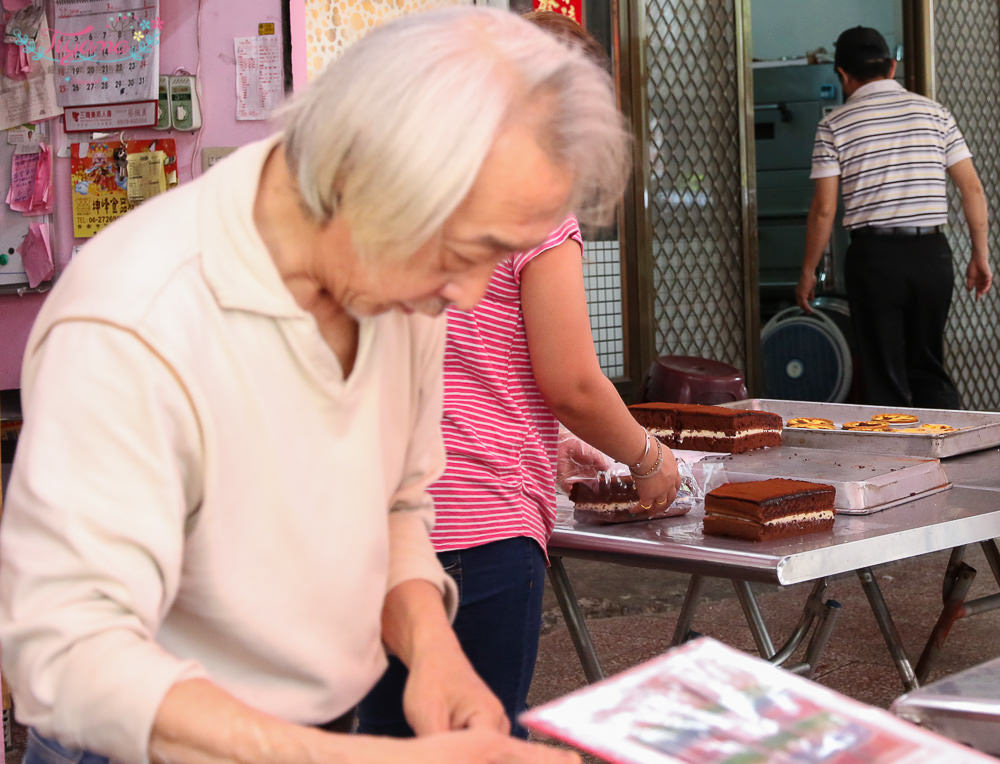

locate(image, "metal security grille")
[[935, 0, 1000, 410], [642, 0, 747, 370], [583, 240, 625, 377]]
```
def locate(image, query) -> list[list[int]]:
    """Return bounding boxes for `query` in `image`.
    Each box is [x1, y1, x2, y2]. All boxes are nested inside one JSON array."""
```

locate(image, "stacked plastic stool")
[[641, 355, 748, 405]]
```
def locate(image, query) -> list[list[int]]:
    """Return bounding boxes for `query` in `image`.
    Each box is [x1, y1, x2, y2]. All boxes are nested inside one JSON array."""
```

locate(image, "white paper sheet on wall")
[[0, 15, 61, 130], [234, 35, 284, 121], [51, 0, 160, 106]]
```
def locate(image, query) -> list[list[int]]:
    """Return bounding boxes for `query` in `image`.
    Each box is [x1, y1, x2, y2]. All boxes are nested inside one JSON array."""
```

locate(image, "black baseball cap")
[[834, 26, 891, 71]]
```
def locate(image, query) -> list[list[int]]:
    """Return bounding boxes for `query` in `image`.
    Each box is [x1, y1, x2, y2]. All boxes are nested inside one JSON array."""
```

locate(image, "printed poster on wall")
[[45, 0, 161, 106], [70, 139, 176, 238], [532, 0, 583, 22]]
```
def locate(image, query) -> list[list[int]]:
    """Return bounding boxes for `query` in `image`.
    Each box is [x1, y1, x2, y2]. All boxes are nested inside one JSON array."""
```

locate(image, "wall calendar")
[[47, 1, 161, 107]]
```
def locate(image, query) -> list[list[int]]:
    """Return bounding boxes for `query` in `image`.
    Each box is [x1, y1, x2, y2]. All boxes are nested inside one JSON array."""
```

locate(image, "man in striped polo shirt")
[[796, 26, 991, 409]]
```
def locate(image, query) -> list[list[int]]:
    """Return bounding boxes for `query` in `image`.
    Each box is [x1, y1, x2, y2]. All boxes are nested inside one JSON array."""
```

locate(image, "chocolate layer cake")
[[569, 474, 672, 525], [703, 478, 835, 541], [629, 403, 782, 453]]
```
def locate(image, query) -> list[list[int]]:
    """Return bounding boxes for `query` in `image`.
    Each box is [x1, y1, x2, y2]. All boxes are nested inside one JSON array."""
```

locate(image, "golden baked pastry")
[[920, 423, 956, 433], [842, 421, 891, 432], [788, 422, 836, 430], [871, 413, 920, 424], [786, 417, 834, 427]]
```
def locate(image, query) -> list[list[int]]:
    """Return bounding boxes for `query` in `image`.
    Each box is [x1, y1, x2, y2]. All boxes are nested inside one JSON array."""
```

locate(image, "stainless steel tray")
[[722, 399, 1000, 458], [700, 446, 951, 514], [891, 656, 1000, 755]]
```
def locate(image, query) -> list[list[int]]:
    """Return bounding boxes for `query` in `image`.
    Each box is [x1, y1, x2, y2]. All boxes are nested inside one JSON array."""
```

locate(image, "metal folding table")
[[547, 483, 1000, 691]]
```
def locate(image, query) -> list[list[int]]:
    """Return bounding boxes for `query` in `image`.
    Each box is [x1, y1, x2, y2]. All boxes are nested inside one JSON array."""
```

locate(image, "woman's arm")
[[521, 240, 678, 504], [151, 676, 578, 763]]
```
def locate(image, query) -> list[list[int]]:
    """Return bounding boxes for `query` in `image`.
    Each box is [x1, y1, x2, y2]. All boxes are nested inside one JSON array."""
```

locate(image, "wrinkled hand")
[[634, 444, 682, 514], [402, 729, 581, 764], [556, 426, 613, 494], [796, 271, 816, 314], [966, 258, 992, 299], [403, 639, 509, 736]]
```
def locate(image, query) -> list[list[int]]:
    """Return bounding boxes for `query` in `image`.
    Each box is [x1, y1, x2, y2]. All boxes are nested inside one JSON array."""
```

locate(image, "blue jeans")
[[357, 536, 546, 739], [22, 729, 109, 764]]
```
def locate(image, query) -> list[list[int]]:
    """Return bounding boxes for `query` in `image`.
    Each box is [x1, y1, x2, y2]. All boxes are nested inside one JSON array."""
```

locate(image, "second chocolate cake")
[[629, 402, 782, 453], [703, 478, 835, 541]]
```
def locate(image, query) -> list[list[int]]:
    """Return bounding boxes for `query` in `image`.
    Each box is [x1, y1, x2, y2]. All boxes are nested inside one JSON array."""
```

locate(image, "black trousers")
[[845, 231, 961, 410]]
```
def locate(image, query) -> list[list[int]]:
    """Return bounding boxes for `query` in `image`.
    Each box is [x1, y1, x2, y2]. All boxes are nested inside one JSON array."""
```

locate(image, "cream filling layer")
[[650, 427, 782, 439], [574, 502, 639, 512], [706, 510, 835, 526]]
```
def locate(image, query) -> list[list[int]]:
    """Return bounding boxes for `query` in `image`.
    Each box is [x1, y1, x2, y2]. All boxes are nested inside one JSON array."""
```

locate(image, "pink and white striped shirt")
[[429, 216, 582, 554]]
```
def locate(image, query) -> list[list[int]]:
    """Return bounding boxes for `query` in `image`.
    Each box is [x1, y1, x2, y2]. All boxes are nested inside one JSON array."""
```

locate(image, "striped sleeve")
[[510, 215, 583, 283], [810, 120, 841, 179], [941, 107, 972, 167]]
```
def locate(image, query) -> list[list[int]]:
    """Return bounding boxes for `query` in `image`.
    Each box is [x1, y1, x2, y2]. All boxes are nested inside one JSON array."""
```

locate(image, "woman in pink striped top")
[[357, 13, 680, 739]]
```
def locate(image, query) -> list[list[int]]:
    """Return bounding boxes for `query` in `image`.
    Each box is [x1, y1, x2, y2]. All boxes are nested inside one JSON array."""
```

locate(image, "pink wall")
[[0, 0, 285, 390]]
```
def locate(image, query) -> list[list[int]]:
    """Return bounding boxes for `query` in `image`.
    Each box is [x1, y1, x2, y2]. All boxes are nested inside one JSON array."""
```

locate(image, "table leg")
[[915, 560, 976, 684], [768, 579, 831, 669], [856, 567, 919, 691], [801, 598, 842, 678], [546, 556, 605, 683], [942, 545, 968, 599], [671, 574, 705, 646], [732, 580, 776, 659], [980, 539, 1000, 589]]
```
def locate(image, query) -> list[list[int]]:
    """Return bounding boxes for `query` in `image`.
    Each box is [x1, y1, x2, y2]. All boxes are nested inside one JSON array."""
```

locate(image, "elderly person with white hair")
[[0, 7, 628, 764]]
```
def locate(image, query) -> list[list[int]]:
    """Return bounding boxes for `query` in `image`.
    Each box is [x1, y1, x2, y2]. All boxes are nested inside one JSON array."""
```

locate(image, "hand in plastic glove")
[[556, 425, 614, 494]]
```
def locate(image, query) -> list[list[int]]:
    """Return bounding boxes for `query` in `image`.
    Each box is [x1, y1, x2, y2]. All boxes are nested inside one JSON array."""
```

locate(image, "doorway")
[[749, 1, 907, 402]]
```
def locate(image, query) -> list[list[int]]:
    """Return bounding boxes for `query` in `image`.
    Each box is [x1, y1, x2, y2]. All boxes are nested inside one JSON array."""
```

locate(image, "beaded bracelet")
[[630, 437, 663, 480]]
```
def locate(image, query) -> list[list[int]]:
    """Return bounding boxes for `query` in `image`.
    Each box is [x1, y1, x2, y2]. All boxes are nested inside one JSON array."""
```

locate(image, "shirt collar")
[[848, 78, 904, 102], [198, 133, 307, 318]]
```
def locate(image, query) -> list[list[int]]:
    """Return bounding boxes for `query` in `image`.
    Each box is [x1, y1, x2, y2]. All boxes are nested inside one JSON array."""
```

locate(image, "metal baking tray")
[[722, 399, 1000, 458], [699, 446, 951, 514]]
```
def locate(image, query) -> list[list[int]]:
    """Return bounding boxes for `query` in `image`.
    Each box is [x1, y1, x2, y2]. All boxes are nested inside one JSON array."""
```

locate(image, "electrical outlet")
[[201, 147, 237, 173]]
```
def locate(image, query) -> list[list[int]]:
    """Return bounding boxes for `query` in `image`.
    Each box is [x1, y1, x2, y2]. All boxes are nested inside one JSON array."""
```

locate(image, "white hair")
[[281, 6, 630, 259]]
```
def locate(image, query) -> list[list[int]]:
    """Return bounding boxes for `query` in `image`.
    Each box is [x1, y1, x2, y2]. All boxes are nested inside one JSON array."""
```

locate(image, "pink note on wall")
[[4, 142, 52, 215], [18, 222, 53, 288]]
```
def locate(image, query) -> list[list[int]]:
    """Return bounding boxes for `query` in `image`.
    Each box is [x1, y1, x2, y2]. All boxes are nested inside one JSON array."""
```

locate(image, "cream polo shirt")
[[810, 79, 971, 229], [0, 136, 456, 763]]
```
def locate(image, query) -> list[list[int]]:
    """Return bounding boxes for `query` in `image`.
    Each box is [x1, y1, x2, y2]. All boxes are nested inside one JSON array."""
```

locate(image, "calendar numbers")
[[54, 1, 160, 107]]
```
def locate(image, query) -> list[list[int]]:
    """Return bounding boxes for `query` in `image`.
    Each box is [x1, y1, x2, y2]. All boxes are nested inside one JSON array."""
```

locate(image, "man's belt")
[[851, 225, 944, 237]]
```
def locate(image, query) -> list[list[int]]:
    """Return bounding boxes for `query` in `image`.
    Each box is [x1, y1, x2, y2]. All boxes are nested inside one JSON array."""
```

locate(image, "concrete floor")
[[527, 544, 1000, 760]]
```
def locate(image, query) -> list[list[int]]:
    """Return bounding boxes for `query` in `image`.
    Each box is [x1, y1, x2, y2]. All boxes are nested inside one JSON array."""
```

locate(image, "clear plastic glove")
[[556, 425, 614, 494]]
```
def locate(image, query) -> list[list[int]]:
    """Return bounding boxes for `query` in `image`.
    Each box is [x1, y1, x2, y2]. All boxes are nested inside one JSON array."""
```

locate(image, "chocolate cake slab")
[[569, 474, 672, 525], [625, 403, 678, 445], [628, 402, 782, 453], [704, 478, 835, 541]]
